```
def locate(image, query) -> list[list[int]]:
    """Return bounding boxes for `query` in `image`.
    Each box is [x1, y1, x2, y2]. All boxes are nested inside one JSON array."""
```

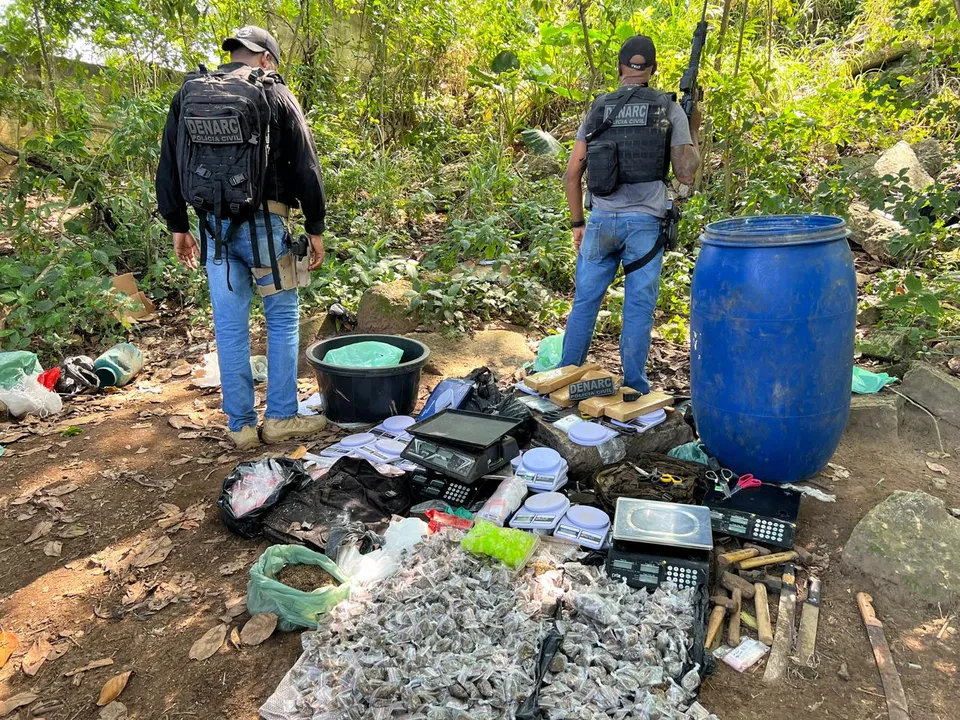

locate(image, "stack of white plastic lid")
[[321, 431, 376, 458], [515, 447, 569, 492], [609, 407, 667, 432], [509, 491, 570, 531], [553, 505, 611, 550], [567, 421, 618, 447]]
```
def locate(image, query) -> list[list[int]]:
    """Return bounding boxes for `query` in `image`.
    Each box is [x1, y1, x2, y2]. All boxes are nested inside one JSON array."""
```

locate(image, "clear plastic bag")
[[596, 436, 626, 465], [321, 341, 403, 368], [0, 372, 62, 418], [461, 519, 540, 570], [475, 476, 528, 526]]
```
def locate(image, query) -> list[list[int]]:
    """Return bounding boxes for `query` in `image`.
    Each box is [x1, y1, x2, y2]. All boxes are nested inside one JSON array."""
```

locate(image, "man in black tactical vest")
[[156, 26, 328, 451], [560, 35, 701, 395]]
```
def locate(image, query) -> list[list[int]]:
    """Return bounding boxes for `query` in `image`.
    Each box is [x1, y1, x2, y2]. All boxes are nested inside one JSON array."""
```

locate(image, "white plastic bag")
[[0, 373, 62, 418]]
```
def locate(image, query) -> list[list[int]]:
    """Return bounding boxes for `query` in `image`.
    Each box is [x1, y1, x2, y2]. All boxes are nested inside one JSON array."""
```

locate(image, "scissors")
[[730, 474, 762, 495], [657, 473, 683, 486]]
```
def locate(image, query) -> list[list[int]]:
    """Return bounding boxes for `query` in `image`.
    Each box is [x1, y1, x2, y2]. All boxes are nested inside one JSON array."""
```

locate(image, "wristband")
[[571, 220, 586, 228]]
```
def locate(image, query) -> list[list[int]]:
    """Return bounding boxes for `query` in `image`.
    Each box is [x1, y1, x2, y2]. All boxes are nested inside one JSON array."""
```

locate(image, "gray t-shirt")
[[576, 99, 692, 218]]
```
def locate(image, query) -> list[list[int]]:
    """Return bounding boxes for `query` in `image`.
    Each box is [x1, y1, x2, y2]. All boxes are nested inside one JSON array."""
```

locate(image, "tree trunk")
[[713, 0, 735, 71], [577, 0, 597, 113], [31, 2, 62, 125]]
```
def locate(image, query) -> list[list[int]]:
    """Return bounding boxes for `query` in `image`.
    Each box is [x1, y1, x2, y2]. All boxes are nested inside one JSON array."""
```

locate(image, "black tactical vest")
[[583, 85, 673, 196], [177, 65, 276, 219]]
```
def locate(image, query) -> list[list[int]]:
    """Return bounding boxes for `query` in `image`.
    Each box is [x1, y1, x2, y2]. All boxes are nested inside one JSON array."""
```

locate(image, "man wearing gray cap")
[[560, 35, 701, 396], [156, 26, 328, 451]]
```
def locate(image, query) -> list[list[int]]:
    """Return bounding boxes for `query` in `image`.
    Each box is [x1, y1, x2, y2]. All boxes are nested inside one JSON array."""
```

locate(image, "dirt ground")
[[1, 331, 958, 719]]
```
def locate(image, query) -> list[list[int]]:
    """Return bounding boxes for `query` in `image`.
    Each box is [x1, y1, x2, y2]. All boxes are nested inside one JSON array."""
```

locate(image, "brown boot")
[[262, 415, 328, 444], [228, 425, 261, 451]]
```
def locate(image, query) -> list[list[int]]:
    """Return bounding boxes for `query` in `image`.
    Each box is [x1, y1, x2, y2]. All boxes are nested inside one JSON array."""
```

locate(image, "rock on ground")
[[911, 137, 944, 178], [874, 140, 935, 192], [533, 411, 694, 482], [841, 491, 960, 604], [856, 328, 911, 361], [839, 154, 879, 180], [846, 201, 908, 262], [416, 329, 534, 378], [356, 280, 418, 335], [900, 362, 960, 428], [844, 393, 903, 445]]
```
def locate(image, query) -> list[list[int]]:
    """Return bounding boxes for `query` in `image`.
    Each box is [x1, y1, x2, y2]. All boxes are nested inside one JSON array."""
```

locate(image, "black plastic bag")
[[461, 367, 534, 446], [263, 457, 413, 551], [217, 458, 311, 538]]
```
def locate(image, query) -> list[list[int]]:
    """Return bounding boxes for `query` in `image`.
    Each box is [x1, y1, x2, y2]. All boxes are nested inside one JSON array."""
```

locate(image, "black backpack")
[[177, 65, 282, 288]]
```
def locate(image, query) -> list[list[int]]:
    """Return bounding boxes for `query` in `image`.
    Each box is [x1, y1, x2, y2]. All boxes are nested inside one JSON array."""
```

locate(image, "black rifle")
[[679, 0, 709, 119]]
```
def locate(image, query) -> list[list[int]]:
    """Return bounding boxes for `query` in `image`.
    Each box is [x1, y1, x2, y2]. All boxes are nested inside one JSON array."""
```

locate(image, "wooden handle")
[[706, 605, 726, 648], [738, 551, 799, 571], [857, 592, 881, 628], [755, 583, 773, 645], [718, 548, 760, 568], [721, 571, 756, 599], [727, 588, 742, 647]]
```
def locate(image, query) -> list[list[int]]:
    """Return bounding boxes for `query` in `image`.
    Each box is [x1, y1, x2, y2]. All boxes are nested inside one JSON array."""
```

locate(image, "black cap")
[[222, 26, 282, 64], [618, 35, 656, 70]]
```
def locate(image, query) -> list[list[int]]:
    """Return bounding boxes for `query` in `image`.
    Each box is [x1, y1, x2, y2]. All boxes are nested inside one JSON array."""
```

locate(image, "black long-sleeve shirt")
[[156, 63, 326, 235]]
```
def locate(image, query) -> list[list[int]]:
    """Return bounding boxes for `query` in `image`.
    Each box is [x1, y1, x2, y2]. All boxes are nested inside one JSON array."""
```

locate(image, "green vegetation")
[[0, 0, 958, 360]]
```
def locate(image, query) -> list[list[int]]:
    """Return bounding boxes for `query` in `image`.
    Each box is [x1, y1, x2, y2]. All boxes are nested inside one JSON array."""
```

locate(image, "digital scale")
[[702, 482, 801, 549], [606, 498, 713, 591], [409, 471, 501, 508], [401, 410, 521, 484], [509, 492, 570, 531], [514, 447, 569, 492], [554, 505, 610, 550], [567, 421, 619, 447], [354, 437, 408, 465], [320, 431, 377, 459], [371, 415, 417, 441]]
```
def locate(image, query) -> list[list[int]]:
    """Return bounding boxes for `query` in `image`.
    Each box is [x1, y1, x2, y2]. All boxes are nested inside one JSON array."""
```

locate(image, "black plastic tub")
[[305, 334, 431, 424]]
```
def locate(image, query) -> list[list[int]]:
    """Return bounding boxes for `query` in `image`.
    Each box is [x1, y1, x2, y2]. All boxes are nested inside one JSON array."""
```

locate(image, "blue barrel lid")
[[702, 214, 849, 248]]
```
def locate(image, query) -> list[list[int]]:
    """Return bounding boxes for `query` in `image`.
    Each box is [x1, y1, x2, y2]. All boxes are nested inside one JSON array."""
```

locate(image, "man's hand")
[[572, 226, 586, 251], [173, 232, 199, 269], [308, 234, 325, 271]]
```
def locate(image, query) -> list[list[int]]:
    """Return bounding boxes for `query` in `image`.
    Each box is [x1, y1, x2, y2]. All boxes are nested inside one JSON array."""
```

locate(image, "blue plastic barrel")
[[690, 215, 856, 483]]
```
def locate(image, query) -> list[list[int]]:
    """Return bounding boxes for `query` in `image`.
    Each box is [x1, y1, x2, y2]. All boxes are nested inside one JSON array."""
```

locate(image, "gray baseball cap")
[[222, 26, 281, 64]]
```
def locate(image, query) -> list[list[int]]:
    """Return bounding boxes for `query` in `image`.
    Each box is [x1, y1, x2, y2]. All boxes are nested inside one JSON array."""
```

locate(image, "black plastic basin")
[[305, 334, 431, 424]]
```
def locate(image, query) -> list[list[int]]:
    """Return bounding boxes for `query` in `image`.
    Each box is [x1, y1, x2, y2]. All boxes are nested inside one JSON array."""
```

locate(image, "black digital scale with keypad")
[[702, 482, 801, 549], [401, 410, 521, 485], [409, 471, 503, 508], [605, 498, 713, 592]]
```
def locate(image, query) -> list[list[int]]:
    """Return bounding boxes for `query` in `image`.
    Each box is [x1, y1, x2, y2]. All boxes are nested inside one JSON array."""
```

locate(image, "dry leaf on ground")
[[24, 520, 54, 544], [170, 361, 192, 377], [22, 637, 54, 676], [826, 462, 850, 479], [0, 691, 38, 717], [59, 524, 89, 539], [45, 482, 80, 496], [926, 460, 951, 476], [240, 612, 278, 647], [0, 632, 19, 669], [189, 624, 228, 661], [129, 536, 173, 568], [64, 658, 114, 677], [169, 456, 192, 466], [229, 627, 242, 649], [43, 541, 63, 557], [219, 556, 250, 576], [97, 670, 133, 706]]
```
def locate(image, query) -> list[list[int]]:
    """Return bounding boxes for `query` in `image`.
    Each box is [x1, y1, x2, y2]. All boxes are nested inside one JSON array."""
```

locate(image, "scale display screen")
[[404, 438, 476, 479]]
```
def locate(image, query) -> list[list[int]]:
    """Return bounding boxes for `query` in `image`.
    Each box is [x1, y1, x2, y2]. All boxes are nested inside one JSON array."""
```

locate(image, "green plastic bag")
[[247, 544, 351, 631], [322, 341, 403, 368], [852, 366, 897, 394], [667, 441, 710, 465], [0, 351, 42, 390], [532, 334, 564, 373]]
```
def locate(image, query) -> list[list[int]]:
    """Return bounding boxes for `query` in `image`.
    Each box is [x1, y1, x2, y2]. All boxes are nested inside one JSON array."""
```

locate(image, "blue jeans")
[[560, 210, 663, 394], [203, 212, 299, 431]]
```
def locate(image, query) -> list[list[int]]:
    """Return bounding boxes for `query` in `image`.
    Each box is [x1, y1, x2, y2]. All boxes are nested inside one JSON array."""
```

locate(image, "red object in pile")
[[424, 509, 473, 533], [38, 367, 61, 391]]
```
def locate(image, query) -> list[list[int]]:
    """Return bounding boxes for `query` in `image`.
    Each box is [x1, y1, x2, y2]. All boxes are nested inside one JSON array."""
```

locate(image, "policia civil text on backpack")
[[177, 64, 309, 295]]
